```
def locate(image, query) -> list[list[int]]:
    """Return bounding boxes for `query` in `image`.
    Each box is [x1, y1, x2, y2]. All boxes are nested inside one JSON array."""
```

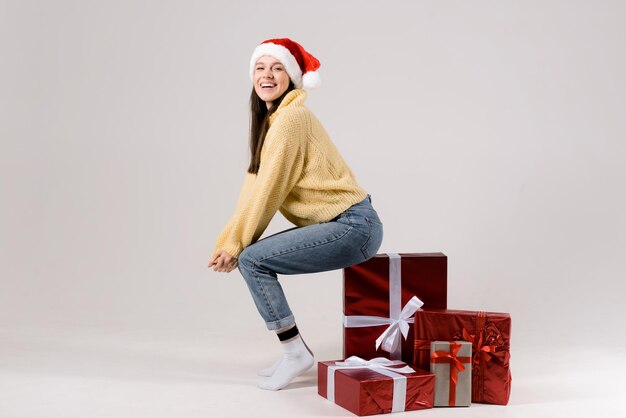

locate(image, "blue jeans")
[[237, 194, 383, 330]]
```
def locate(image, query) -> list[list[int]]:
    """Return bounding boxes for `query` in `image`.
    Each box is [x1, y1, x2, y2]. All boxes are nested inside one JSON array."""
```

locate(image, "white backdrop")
[[1, 1, 625, 417]]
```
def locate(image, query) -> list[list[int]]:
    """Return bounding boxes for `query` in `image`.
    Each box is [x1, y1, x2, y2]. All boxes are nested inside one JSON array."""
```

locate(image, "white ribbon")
[[344, 253, 424, 359], [375, 296, 424, 353], [326, 356, 415, 413]]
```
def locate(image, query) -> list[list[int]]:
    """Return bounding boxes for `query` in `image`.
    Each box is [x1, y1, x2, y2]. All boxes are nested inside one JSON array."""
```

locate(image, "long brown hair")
[[247, 82, 295, 174]]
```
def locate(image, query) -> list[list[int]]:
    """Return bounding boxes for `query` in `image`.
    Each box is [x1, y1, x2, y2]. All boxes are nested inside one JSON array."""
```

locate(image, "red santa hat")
[[249, 38, 321, 89]]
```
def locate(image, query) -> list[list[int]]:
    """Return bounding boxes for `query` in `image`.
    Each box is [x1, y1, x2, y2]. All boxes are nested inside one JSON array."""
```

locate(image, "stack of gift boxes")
[[318, 253, 512, 415]]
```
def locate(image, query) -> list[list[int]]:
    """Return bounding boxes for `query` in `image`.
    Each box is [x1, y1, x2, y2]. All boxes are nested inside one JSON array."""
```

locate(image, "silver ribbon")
[[344, 253, 424, 359], [326, 356, 415, 413]]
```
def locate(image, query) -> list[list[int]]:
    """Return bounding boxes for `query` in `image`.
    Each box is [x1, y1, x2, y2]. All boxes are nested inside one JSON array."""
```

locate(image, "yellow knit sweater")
[[213, 89, 368, 258]]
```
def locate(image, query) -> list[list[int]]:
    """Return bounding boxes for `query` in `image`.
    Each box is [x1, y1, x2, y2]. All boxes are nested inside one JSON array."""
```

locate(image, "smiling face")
[[253, 55, 291, 109]]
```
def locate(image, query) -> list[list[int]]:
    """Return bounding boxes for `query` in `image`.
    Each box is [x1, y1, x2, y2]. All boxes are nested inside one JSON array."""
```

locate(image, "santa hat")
[[249, 38, 321, 89]]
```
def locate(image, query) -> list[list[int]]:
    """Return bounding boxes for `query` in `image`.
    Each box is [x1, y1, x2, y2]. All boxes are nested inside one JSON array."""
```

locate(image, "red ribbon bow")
[[431, 342, 471, 406], [456, 312, 507, 402], [461, 327, 498, 366]]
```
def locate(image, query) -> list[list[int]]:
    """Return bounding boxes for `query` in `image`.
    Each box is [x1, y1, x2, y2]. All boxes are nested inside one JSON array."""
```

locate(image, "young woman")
[[209, 38, 383, 390]]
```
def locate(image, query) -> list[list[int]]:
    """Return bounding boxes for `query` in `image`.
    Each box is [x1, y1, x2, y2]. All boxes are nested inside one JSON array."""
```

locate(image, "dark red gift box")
[[318, 359, 434, 416], [413, 309, 512, 405], [343, 253, 447, 363]]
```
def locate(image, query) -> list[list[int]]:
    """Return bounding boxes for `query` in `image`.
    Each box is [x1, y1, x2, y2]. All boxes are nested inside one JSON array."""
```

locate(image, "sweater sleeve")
[[212, 111, 306, 258]]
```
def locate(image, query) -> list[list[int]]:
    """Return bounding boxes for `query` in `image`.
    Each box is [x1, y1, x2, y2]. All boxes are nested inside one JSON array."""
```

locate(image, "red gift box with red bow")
[[413, 309, 512, 405]]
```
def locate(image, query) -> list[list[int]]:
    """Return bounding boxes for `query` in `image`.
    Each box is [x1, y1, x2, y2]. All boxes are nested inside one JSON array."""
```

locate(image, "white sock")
[[257, 357, 283, 377], [257, 338, 313, 377], [258, 334, 314, 390]]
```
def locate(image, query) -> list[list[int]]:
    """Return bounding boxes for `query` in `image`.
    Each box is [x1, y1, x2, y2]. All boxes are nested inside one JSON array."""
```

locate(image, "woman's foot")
[[258, 324, 314, 390], [258, 343, 314, 390], [257, 337, 313, 377], [257, 357, 283, 377]]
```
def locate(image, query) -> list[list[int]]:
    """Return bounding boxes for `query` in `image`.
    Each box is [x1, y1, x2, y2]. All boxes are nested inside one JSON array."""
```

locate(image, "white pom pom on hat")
[[249, 38, 321, 89]]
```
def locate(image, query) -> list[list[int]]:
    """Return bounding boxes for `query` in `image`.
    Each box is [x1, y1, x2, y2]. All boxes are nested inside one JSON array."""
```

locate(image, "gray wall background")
[[2, 1, 625, 355]]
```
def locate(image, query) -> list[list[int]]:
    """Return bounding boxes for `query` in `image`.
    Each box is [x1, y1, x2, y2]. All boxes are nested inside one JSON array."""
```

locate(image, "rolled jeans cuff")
[[265, 314, 296, 331]]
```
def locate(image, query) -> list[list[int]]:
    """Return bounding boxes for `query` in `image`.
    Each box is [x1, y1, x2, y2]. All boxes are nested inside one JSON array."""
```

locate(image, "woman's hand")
[[209, 250, 238, 273]]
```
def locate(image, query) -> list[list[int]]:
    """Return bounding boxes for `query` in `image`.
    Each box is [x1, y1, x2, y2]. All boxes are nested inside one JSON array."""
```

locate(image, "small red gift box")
[[343, 253, 447, 363], [413, 309, 512, 405], [318, 357, 434, 416]]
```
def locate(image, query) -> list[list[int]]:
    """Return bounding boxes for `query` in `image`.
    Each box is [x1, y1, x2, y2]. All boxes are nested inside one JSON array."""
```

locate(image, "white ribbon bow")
[[344, 295, 424, 357], [326, 356, 416, 413], [375, 296, 424, 353], [334, 356, 416, 373]]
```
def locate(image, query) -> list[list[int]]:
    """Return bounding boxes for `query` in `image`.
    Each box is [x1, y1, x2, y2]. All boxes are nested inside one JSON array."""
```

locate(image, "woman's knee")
[[237, 247, 255, 275], [238, 245, 263, 274]]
